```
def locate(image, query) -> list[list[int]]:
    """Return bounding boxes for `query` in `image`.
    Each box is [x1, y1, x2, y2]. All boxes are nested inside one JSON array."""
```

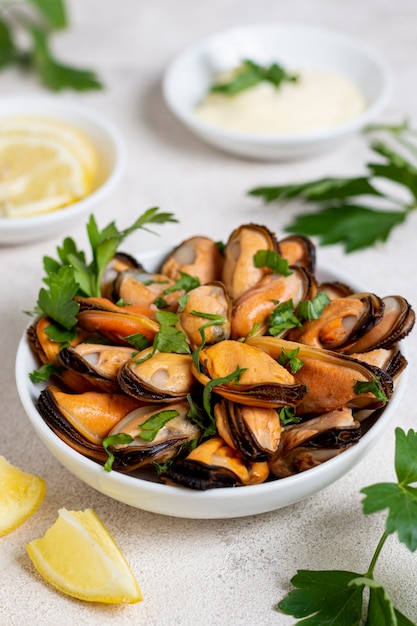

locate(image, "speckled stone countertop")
[[2, 1, 417, 624]]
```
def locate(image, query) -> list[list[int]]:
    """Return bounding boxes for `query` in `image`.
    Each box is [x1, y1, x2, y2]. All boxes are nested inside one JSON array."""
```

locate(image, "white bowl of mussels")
[[15, 224, 414, 519]]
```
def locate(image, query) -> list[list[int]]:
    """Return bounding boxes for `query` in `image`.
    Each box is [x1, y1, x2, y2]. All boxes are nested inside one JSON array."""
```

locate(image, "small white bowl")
[[162, 23, 392, 160], [15, 250, 408, 519], [0, 96, 126, 245]]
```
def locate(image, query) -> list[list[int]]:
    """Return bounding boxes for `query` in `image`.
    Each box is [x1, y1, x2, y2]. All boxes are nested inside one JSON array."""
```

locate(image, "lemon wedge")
[[26, 508, 143, 604], [0, 116, 99, 218], [0, 455, 46, 537]]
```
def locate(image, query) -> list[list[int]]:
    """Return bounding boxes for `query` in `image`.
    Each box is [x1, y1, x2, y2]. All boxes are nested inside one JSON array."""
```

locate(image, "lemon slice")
[[26, 508, 143, 604], [0, 455, 46, 537], [0, 116, 98, 218]]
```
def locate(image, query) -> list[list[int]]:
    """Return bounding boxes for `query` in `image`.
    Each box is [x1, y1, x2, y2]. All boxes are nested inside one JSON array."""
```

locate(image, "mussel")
[[192, 339, 305, 408], [162, 436, 269, 489], [161, 236, 223, 285], [106, 401, 201, 472], [221, 223, 279, 300], [247, 336, 393, 415], [118, 348, 195, 402]]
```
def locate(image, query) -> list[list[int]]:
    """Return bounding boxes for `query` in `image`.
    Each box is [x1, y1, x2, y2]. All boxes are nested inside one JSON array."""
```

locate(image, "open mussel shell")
[[340, 295, 415, 354], [269, 407, 360, 478], [231, 265, 317, 339], [59, 343, 136, 393], [161, 436, 269, 489], [161, 235, 223, 285], [106, 401, 201, 472], [192, 339, 305, 408], [36, 385, 142, 462], [221, 223, 280, 300], [100, 251, 143, 299], [178, 281, 232, 350], [118, 348, 195, 402], [247, 336, 393, 415], [75, 296, 159, 345], [214, 399, 282, 462], [112, 269, 183, 318], [278, 234, 316, 273], [287, 292, 384, 351]]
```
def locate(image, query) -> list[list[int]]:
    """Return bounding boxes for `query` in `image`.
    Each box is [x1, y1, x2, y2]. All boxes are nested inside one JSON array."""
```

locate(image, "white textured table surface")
[[2, 1, 417, 625]]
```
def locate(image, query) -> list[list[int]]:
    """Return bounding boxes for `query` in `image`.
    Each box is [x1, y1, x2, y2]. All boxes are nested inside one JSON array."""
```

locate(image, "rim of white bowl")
[[163, 22, 393, 145], [0, 96, 126, 231], [14, 258, 409, 505]]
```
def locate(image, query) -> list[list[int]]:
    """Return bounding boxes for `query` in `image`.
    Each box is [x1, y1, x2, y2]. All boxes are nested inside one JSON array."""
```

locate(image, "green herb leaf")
[[394, 428, 417, 486], [28, 0, 68, 29], [353, 378, 388, 403], [210, 59, 298, 95], [154, 311, 190, 354], [30, 25, 103, 91], [187, 394, 217, 438], [37, 265, 80, 329], [277, 347, 304, 374], [361, 429, 417, 552], [138, 410, 179, 442], [102, 433, 134, 472], [297, 291, 331, 320], [248, 124, 417, 253], [163, 271, 200, 294], [253, 249, 292, 276], [44, 322, 77, 343], [202, 367, 247, 421], [0, 18, 18, 68], [286, 204, 407, 252], [268, 300, 302, 336], [29, 362, 64, 383], [279, 406, 301, 425], [249, 176, 382, 204], [366, 583, 397, 626], [124, 333, 150, 352], [277, 569, 364, 624]]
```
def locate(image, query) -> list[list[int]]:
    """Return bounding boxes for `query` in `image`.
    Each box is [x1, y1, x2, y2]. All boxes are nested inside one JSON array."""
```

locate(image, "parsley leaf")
[[163, 271, 200, 294], [278, 428, 417, 624], [210, 59, 298, 95], [297, 291, 331, 320], [29, 0, 68, 29], [102, 433, 134, 472], [353, 378, 388, 404], [279, 406, 301, 425], [277, 569, 364, 624], [202, 367, 247, 421], [35, 209, 177, 331], [29, 362, 64, 383], [153, 311, 191, 354], [248, 122, 417, 253], [0, 18, 18, 68], [268, 300, 302, 336], [277, 347, 304, 374], [138, 409, 179, 442], [361, 429, 417, 551], [0, 1, 102, 91], [187, 394, 217, 439], [253, 249, 292, 276], [37, 265, 80, 329]]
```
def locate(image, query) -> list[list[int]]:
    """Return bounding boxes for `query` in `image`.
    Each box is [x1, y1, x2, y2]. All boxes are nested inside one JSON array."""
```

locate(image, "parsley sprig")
[[249, 121, 417, 252], [0, 0, 103, 91], [33, 208, 177, 328], [210, 59, 298, 96], [277, 427, 417, 625]]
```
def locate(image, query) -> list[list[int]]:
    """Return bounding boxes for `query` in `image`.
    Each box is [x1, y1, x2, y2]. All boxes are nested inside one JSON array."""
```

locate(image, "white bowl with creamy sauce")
[[15, 249, 408, 519], [163, 23, 392, 160], [0, 96, 126, 245]]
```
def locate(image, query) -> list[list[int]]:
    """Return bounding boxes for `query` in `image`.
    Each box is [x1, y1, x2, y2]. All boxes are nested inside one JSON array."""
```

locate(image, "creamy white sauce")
[[195, 67, 367, 135]]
